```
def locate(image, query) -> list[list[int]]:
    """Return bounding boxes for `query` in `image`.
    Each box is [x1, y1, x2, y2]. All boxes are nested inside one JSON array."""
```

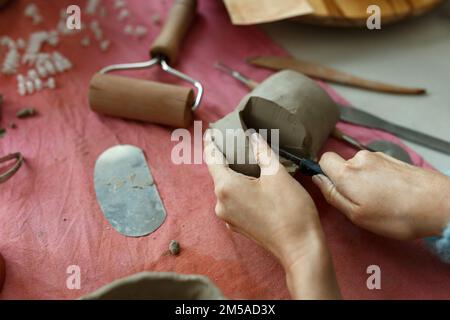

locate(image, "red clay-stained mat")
[[0, 0, 449, 299]]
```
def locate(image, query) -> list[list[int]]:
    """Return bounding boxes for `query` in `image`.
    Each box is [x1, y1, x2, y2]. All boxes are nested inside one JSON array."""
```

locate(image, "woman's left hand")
[[204, 131, 340, 299]]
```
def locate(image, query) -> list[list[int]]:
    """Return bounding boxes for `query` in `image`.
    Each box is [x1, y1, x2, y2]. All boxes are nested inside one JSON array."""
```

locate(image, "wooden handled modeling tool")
[[247, 56, 426, 95], [89, 0, 203, 128], [0, 252, 5, 293]]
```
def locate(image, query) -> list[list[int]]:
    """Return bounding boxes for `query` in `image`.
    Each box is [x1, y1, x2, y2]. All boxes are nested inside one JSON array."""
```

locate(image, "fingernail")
[[312, 174, 326, 184], [204, 130, 212, 142], [250, 132, 259, 144]]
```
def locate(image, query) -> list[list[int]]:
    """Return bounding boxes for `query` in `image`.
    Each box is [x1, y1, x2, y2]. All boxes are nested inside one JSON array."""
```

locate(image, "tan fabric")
[[223, 0, 313, 25]]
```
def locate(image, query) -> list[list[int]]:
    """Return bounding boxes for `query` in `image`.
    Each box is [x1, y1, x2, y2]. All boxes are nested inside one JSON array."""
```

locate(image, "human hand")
[[204, 130, 322, 264], [313, 150, 450, 240], [204, 131, 340, 299]]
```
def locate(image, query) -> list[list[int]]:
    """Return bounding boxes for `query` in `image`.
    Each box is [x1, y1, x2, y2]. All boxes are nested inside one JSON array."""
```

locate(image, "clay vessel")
[[82, 272, 225, 300], [210, 70, 339, 177]]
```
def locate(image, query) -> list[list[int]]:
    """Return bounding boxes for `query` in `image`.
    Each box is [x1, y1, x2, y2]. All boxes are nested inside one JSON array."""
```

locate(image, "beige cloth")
[[223, 0, 313, 25]]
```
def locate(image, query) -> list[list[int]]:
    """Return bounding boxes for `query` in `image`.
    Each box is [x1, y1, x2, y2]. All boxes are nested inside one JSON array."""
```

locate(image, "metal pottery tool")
[[276, 148, 325, 176], [338, 105, 450, 155], [215, 62, 259, 90], [331, 128, 413, 164], [94, 145, 166, 237], [247, 56, 426, 95], [89, 0, 203, 128], [367, 140, 412, 164]]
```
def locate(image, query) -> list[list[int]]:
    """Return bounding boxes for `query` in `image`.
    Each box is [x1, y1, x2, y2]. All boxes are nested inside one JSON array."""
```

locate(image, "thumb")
[[312, 174, 358, 218], [250, 133, 280, 176]]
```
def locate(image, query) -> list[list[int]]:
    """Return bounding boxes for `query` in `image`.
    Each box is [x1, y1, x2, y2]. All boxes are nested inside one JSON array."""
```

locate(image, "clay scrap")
[[210, 70, 339, 177], [169, 240, 181, 256], [17, 107, 37, 119], [82, 272, 225, 300]]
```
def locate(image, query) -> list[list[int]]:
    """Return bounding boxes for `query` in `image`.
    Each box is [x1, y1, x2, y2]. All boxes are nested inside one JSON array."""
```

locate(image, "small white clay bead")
[[16, 74, 25, 83], [44, 60, 56, 75], [100, 40, 110, 52], [54, 60, 65, 73], [27, 69, 39, 79], [135, 26, 148, 38], [18, 83, 27, 96], [86, 0, 100, 15], [16, 38, 26, 49], [25, 80, 35, 94], [81, 36, 91, 47], [24, 3, 37, 17], [118, 9, 129, 21], [32, 14, 43, 25], [37, 64, 48, 78], [34, 78, 43, 91], [46, 78, 56, 89], [47, 31, 59, 46], [24, 3, 43, 25], [124, 25, 133, 35], [2, 48, 20, 74], [114, 0, 126, 9]]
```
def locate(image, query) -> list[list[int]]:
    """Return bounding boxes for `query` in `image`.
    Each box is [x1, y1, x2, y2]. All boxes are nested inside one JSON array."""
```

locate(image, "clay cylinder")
[[211, 70, 340, 177], [89, 73, 194, 128]]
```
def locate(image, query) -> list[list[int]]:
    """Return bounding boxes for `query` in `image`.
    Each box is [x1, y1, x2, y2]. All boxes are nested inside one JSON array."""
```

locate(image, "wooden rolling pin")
[[89, 0, 200, 128]]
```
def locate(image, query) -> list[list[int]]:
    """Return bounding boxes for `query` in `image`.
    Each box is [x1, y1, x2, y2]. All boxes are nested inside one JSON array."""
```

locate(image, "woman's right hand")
[[313, 150, 450, 240]]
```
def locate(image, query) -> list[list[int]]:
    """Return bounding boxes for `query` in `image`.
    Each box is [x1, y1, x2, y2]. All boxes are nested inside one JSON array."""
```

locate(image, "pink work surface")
[[0, 0, 449, 299]]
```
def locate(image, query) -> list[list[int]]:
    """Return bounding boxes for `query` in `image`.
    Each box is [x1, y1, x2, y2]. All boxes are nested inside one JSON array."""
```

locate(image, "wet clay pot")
[[210, 70, 340, 177], [82, 272, 225, 300]]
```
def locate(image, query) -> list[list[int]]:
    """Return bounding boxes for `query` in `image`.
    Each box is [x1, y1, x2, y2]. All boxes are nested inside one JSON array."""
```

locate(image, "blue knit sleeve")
[[425, 224, 450, 263]]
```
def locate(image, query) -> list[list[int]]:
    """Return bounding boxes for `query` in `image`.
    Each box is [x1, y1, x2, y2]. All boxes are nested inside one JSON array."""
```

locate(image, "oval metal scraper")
[[94, 145, 166, 237]]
